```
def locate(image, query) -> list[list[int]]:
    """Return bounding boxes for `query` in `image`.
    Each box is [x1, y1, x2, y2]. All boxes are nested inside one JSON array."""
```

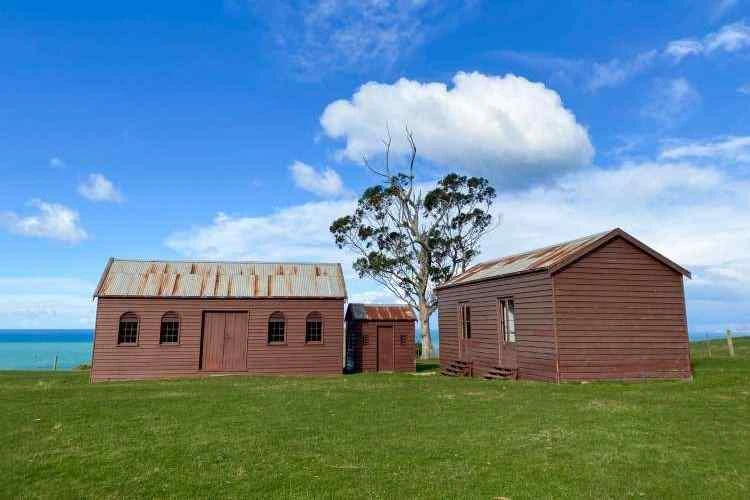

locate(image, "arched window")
[[118, 312, 139, 345], [305, 312, 323, 343], [160, 312, 180, 344], [267, 311, 286, 344]]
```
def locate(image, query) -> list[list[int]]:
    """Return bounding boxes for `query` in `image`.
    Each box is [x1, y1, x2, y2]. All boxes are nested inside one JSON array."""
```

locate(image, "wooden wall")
[[553, 236, 692, 380], [91, 297, 344, 381], [346, 320, 415, 373], [436, 271, 557, 381]]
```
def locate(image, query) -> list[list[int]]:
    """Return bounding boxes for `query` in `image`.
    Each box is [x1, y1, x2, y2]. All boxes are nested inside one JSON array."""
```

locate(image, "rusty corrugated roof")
[[442, 231, 610, 287], [440, 228, 691, 289], [346, 303, 416, 321], [94, 259, 347, 299]]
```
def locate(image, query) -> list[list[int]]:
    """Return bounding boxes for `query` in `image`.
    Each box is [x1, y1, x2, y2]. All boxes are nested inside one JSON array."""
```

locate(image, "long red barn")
[[437, 228, 692, 382], [91, 259, 347, 382]]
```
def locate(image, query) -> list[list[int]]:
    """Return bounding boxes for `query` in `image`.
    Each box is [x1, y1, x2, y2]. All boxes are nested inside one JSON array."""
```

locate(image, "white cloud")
[[665, 20, 750, 61], [660, 136, 750, 163], [665, 39, 704, 62], [320, 71, 594, 186], [642, 78, 700, 125], [49, 157, 66, 168], [165, 199, 356, 262], [252, 0, 477, 77], [348, 288, 401, 305], [587, 50, 658, 91], [77, 173, 124, 203], [739, 83, 750, 95], [0, 200, 88, 244], [290, 161, 346, 197], [0, 277, 96, 328], [705, 20, 750, 52]]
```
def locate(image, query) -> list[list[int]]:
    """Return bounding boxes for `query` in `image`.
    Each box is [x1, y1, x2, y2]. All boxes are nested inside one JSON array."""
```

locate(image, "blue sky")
[[1, 0, 749, 333]]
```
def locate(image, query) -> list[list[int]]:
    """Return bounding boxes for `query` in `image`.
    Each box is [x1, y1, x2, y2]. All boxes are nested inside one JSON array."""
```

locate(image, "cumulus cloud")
[[642, 78, 700, 125], [664, 39, 704, 62], [251, 0, 477, 77], [0, 277, 96, 328], [320, 71, 594, 186], [660, 135, 750, 163], [290, 161, 346, 197], [77, 173, 124, 203], [0, 200, 88, 244]]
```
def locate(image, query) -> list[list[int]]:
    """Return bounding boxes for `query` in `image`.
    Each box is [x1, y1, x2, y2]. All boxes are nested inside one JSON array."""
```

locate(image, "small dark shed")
[[345, 304, 416, 373], [436, 228, 692, 382], [91, 259, 347, 382]]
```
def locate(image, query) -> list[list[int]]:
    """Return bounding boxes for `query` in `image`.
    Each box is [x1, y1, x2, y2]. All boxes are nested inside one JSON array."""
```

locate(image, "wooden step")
[[484, 366, 518, 380]]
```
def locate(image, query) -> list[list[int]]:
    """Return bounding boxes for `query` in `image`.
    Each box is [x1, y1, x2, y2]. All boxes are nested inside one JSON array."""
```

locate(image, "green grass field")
[[2, 338, 749, 499]]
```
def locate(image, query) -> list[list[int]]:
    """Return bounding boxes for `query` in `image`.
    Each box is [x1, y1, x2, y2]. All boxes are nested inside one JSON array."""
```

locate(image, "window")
[[305, 312, 323, 343], [118, 312, 139, 345], [267, 311, 286, 344], [400, 335, 407, 345], [498, 298, 516, 343], [160, 312, 180, 344], [459, 303, 471, 339], [362, 335, 369, 346]]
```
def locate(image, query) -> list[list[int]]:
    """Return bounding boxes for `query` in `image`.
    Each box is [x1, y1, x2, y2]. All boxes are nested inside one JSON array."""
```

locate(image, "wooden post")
[[726, 329, 735, 358], [53, 355, 58, 371], [706, 333, 712, 359]]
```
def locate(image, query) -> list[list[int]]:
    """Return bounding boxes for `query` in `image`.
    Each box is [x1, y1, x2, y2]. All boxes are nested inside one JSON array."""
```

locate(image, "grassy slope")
[[1, 339, 748, 499]]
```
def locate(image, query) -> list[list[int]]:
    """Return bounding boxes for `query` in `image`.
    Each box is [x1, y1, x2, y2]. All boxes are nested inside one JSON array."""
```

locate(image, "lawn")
[[2, 339, 749, 499]]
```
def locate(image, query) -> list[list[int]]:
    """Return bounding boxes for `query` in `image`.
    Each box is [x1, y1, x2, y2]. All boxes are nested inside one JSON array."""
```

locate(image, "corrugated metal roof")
[[346, 303, 417, 321], [442, 231, 611, 287], [94, 259, 347, 298], [440, 228, 692, 288]]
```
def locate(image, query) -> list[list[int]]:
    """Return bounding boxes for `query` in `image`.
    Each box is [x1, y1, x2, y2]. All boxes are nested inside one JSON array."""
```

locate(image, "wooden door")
[[377, 326, 394, 372], [458, 303, 474, 361], [201, 312, 248, 371], [497, 299, 518, 368], [202, 312, 226, 371]]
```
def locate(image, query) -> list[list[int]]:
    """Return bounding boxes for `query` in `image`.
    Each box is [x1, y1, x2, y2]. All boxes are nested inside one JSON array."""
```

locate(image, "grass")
[[2, 339, 749, 499]]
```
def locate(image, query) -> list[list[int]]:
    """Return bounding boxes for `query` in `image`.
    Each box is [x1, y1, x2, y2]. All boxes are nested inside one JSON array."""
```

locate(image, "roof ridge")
[[110, 258, 341, 266]]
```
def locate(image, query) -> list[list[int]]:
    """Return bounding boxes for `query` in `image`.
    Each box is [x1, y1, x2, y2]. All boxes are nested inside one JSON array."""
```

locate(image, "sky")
[[0, 0, 749, 334]]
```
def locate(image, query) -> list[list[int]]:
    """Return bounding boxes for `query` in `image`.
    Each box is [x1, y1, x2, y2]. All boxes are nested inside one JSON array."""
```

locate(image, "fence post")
[[53, 355, 58, 371], [726, 329, 735, 358], [706, 333, 712, 359]]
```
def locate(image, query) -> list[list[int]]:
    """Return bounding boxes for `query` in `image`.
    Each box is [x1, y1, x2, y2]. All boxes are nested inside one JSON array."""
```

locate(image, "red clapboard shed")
[[436, 228, 692, 382], [91, 259, 347, 382], [345, 304, 416, 373]]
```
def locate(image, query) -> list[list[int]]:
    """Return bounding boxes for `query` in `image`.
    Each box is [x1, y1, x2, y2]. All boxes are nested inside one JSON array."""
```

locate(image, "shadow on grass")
[[416, 359, 440, 372]]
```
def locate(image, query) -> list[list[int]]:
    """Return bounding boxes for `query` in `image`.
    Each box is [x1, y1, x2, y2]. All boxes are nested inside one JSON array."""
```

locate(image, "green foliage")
[[330, 166, 496, 311], [1, 338, 749, 498]]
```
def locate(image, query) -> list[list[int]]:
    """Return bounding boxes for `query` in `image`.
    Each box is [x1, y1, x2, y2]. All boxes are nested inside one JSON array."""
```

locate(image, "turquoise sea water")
[[0, 330, 93, 370]]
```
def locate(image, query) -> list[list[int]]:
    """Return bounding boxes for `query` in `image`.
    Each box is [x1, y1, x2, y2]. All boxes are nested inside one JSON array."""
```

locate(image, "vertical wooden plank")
[[223, 312, 248, 370], [202, 312, 225, 371], [377, 326, 394, 372]]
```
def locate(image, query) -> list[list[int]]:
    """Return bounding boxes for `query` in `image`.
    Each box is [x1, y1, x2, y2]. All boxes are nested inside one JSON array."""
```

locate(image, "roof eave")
[[435, 267, 551, 291], [93, 257, 114, 299]]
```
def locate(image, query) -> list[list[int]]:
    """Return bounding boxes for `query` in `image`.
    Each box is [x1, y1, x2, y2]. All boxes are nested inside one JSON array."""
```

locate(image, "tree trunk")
[[418, 300, 433, 360]]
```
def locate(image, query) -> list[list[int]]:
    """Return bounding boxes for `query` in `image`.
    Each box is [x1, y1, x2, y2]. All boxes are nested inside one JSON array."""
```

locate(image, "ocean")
[[0, 330, 93, 370]]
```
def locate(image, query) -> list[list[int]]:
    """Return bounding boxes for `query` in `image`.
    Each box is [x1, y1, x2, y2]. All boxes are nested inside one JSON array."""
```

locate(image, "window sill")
[[267, 341, 287, 346], [159, 342, 180, 346], [305, 341, 324, 345], [116, 343, 139, 347]]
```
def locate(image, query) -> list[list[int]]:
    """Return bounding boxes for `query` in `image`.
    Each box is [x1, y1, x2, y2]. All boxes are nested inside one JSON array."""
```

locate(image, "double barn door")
[[201, 312, 248, 371]]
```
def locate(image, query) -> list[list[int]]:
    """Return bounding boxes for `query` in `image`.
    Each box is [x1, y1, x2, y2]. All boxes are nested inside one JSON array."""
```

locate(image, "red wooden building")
[[91, 259, 347, 382], [437, 228, 692, 382], [345, 304, 416, 373]]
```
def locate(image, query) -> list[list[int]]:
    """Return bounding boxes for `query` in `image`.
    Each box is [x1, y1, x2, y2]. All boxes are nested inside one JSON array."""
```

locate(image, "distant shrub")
[[74, 363, 91, 371]]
